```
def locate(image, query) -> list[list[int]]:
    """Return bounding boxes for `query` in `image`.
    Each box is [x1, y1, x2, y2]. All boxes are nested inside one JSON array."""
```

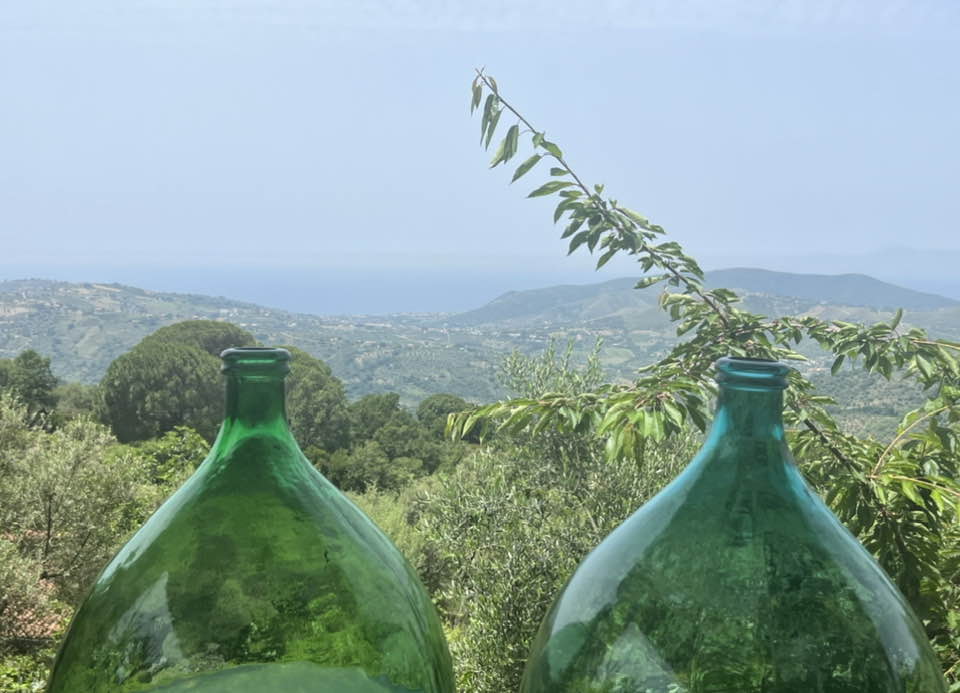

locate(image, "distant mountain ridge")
[[705, 268, 959, 310], [2, 269, 959, 404], [447, 267, 959, 328]]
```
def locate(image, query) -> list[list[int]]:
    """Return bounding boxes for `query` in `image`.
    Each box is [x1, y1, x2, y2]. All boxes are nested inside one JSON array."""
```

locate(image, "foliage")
[[99, 320, 257, 442], [0, 538, 66, 652], [143, 320, 256, 359], [328, 441, 420, 492], [0, 414, 160, 609], [0, 351, 58, 422], [348, 483, 433, 569], [348, 393, 404, 443], [48, 382, 99, 427], [417, 394, 470, 440], [99, 337, 233, 442], [314, 393, 468, 493], [414, 422, 698, 692], [498, 339, 605, 400], [128, 426, 210, 487], [0, 647, 54, 693], [450, 71, 960, 688], [98, 323, 352, 452], [283, 346, 351, 453], [0, 393, 173, 682]]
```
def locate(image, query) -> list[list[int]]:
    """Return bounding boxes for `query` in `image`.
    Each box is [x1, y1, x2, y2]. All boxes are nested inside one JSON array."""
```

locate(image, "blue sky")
[[1, 1, 958, 311]]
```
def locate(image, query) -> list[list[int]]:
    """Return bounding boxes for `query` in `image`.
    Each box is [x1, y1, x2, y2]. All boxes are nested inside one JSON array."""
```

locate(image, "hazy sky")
[[2, 1, 959, 298]]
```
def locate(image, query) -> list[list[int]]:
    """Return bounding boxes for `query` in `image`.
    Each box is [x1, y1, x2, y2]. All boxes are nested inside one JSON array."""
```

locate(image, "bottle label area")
[[146, 662, 422, 692]]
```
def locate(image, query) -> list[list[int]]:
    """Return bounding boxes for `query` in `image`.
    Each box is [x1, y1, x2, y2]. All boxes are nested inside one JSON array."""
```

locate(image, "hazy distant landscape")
[[5, 247, 960, 316], [3, 267, 959, 418]]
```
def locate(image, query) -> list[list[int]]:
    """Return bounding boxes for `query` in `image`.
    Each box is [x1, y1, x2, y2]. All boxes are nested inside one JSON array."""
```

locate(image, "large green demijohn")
[[47, 347, 455, 692], [521, 357, 947, 693]]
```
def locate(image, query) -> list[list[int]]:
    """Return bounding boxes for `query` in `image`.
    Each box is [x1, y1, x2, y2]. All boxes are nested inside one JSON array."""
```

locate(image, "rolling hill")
[[444, 268, 959, 328], [3, 269, 959, 406]]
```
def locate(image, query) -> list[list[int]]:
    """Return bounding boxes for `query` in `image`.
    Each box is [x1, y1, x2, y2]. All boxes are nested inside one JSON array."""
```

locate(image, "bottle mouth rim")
[[715, 356, 790, 389], [220, 347, 291, 375]]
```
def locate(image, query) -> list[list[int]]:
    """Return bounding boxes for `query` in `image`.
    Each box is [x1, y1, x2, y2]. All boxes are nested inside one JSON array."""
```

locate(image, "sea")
[[0, 263, 611, 316]]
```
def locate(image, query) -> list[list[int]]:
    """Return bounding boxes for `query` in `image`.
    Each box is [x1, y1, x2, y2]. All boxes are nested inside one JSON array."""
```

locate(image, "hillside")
[[445, 278, 658, 328], [0, 279, 512, 405], [447, 267, 959, 329], [3, 270, 960, 408], [705, 268, 959, 310]]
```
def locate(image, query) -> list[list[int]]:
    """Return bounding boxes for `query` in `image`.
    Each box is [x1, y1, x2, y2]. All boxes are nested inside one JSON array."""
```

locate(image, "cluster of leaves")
[[312, 392, 469, 493], [0, 646, 54, 693], [0, 352, 58, 425], [454, 70, 960, 687]]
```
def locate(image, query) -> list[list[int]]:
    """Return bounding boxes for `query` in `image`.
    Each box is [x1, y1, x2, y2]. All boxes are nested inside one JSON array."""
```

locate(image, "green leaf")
[[567, 230, 590, 255], [596, 248, 617, 269], [541, 140, 563, 158], [586, 229, 603, 253], [506, 124, 519, 159], [831, 354, 845, 375], [489, 135, 509, 167], [550, 167, 570, 177], [511, 153, 542, 182], [489, 124, 520, 167], [554, 199, 579, 225], [532, 131, 544, 148], [561, 216, 586, 239], [528, 180, 576, 198], [484, 107, 502, 150], [617, 206, 648, 225], [635, 274, 668, 290], [480, 94, 496, 143], [471, 81, 482, 113], [916, 354, 934, 380], [662, 400, 684, 428], [900, 479, 922, 506], [890, 307, 903, 330]]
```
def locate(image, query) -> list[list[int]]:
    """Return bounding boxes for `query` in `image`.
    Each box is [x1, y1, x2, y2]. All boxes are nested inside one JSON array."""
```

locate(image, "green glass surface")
[[145, 663, 418, 692], [521, 357, 947, 693], [47, 348, 454, 693]]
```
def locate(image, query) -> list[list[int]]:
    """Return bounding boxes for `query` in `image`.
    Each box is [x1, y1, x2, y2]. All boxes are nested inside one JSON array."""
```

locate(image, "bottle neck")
[[218, 374, 290, 439], [708, 383, 786, 444]]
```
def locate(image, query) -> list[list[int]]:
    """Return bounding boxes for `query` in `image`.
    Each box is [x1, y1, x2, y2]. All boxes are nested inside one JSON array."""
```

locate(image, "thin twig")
[[476, 70, 731, 328], [873, 405, 950, 476]]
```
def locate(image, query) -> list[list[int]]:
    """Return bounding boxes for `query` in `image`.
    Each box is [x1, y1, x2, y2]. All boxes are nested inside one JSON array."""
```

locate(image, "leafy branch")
[[453, 71, 960, 671]]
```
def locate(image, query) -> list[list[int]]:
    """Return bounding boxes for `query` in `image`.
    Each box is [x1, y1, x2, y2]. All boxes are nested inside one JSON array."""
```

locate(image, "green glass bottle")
[[47, 348, 454, 693], [521, 357, 947, 693]]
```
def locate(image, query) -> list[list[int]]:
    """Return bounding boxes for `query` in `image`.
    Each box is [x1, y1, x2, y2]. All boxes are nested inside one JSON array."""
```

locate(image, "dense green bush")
[[0, 393, 181, 692], [0, 351, 58, 423], [314, 392, 467, 493], [0, 647, 54, 693]]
